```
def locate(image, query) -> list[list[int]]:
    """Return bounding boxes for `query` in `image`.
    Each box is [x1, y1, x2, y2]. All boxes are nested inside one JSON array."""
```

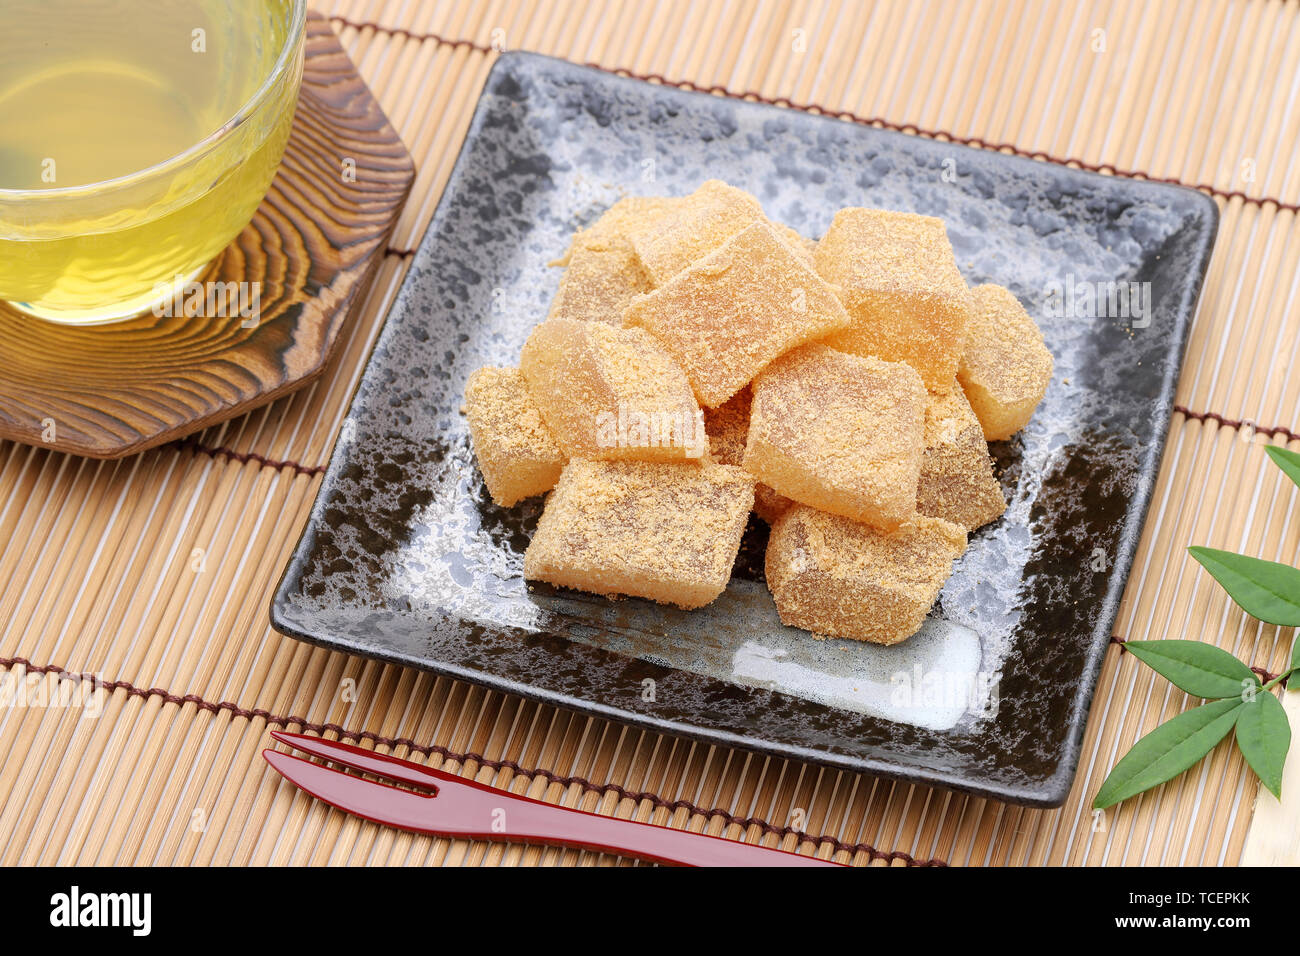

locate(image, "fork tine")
[[269, 729, 446, 790], [263, 749, 445, 834]]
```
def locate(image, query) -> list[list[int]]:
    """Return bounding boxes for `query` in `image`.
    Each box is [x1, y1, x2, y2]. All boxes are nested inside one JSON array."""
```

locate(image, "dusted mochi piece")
[[548, 238, 652, 325], [704, 386, 794, 523], [554, 195, 682, 266], [524, 459, 756, 609], [959, 284, 1054, 440], [519, 318, 705, 461], [774, 222, 817, 266], [744, 345, 925, 530], [766, 505, 967, 645], [704, 388, 751, 466], [815, 207, 972, 392], [626, 179, 766, 284], [625, 221, 852, 408], [463, 367, 566, 507], [548, 197, 682, 323], [918, 385, 1006, 530], [752, 483, 795, 525]]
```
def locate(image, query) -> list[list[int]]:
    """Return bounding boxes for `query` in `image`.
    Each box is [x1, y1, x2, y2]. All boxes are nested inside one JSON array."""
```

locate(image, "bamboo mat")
[[2, 0, 1298, 866]]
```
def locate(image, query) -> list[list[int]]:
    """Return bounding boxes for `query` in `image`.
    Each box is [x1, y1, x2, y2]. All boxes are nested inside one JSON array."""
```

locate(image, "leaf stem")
[[1262, 666, 1297, 693]]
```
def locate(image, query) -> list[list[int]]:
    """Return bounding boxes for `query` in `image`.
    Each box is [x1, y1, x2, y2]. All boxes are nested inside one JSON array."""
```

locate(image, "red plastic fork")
[[263, 730, 843, 867]]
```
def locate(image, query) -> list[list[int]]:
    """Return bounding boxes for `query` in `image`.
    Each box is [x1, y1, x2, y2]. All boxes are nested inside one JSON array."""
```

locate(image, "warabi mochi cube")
[[752, 483, 796, 526], [917, 384, 1006, 531], [463, 367, 566, 507], [625, 179, 766, 285], [703, 387, 751, 466], [766, 505, 967, 645], [744, 344, 925, 530], [519, 318, 705, 461], [773, 222, 817, 267], [524, 459, 756, 609], [553, 195, 683, 267], [625, 221, 852, 408], [625, 180, 763, 285], [959, 284, 1054, 440], [547, 197, 683, 324], [548, 238, 652, 325], [703, 386, 794, 523], [815, 208, 973, 392]]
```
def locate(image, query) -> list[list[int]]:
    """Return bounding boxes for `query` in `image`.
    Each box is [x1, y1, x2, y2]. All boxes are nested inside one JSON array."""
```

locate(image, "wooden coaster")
[[0, 12, 415, 459]]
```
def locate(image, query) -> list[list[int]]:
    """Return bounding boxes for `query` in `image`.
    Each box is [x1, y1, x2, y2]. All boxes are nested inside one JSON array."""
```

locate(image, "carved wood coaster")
[[0, 12, 416, 459]]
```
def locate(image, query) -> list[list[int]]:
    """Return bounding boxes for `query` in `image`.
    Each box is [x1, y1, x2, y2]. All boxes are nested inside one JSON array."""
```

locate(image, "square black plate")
[[271, 53, 1217, 807]]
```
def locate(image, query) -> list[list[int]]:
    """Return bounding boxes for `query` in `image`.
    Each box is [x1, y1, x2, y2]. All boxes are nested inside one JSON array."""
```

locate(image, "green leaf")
[[1122, 640, 1259, 699], [1093, 698, 1244, 809], [1265, 444, 1300, 490], [1187, 546, 1300, 627], [1234, 691, 1290, 799], [1292, 634, 1300, 678]]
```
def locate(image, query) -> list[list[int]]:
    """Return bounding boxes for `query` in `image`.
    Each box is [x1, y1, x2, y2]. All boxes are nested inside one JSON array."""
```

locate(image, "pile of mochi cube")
[[462, 180, 1052, 645]]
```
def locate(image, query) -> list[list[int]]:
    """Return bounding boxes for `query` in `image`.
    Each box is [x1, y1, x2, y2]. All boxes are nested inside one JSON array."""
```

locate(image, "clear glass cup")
[[0, 0, 306, 324]]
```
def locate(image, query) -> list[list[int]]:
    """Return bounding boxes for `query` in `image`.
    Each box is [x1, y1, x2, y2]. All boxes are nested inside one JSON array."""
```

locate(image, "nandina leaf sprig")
[[1094, 446, 1300, 809]]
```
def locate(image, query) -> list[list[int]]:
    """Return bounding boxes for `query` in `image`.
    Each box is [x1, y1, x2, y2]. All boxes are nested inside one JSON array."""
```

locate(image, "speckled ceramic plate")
[[272, 53, 1217, 807]]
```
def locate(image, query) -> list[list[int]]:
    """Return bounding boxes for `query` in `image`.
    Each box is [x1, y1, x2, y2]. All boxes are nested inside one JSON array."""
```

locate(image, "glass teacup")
[[0, 0, 306, 325]]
